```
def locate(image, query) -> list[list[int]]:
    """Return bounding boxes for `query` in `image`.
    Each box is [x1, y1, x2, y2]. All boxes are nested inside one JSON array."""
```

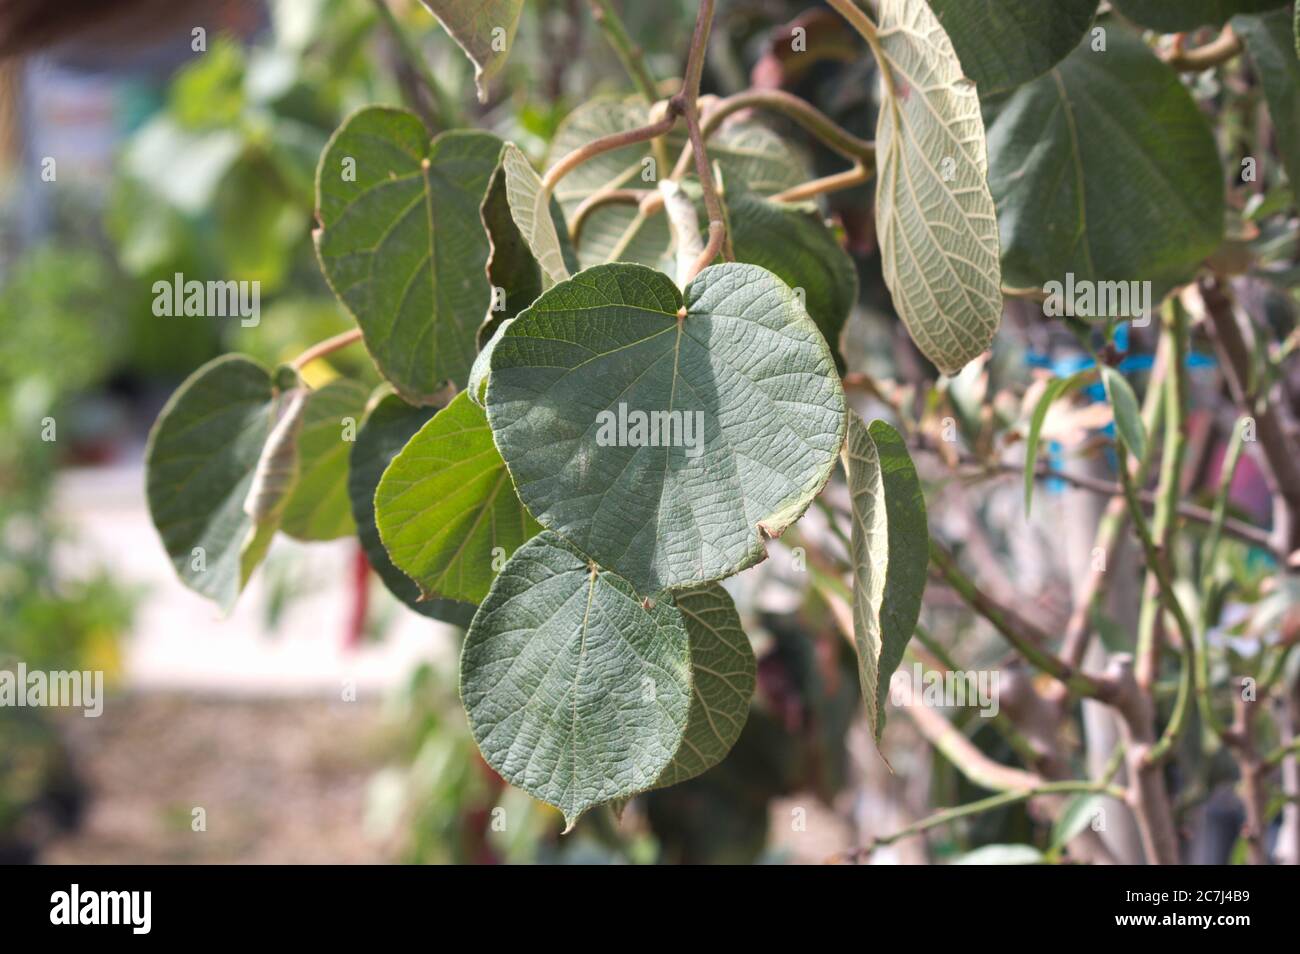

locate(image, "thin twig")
[[1162, 25, 1243, 72], [830, 779, 1124, 862], [291, 328, 363, 371], [929, 539, 1116, 701], [672, 0, 730, 279]]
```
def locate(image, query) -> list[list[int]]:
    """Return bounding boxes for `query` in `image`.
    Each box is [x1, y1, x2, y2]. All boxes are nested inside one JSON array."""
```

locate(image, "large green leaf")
[[1234, 10, 1300, 189], [1113, 0, 1288, 32], [347, 391, 476, 627], [375, 390, 541, 604], [486, 262, 846, 595], [145, 355, 294, 611], [656, 584, 756, 787], [280, 378, 371, 541], [928, 0, 1097, 95], [548, 99, 808, 268], [460, 531, 692, 829], [868, 0, 1003, 375], [315, 107, 500, 401], [725, 186, 858, 368], [843, 415, 929, 741], [987, 26, 1224, 293], [417, 0, 523, 101]]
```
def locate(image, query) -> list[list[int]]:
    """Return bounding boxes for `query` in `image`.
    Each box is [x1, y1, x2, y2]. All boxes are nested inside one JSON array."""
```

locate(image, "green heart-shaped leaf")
[[280, 377, 371, 541], [376, 390, 541, 604], [145, 355, 295, 611], [315, 107, 501, 401], [843, 414, 928, 741], [486, 262, 846, 595], [348, 391, 476, 627], [987, 26, 1224, 295], [460, 531, 692, 829], [928, 0, 1097, 96], [867, 0, 1003, 375]]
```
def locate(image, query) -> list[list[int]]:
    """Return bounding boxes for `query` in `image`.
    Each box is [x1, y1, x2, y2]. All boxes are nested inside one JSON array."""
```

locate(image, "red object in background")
[[345, 543, 369, 650]]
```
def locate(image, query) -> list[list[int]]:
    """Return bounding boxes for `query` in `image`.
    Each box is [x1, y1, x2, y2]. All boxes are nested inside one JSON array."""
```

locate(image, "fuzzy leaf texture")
[[843, 415, 929, 741], [485, 262, 846, 595], [869, 0, 1003, 375], [315, 107, 501, 401], [460, 532, 692, 829]]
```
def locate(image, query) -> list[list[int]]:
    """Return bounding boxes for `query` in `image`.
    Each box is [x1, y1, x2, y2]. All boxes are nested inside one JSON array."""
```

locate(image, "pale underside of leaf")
[[460, 532, 692, 829], [548, 99, 808, 268], [843, 414, 928, 741], [872, 0, 1003, 375], [419, 0, 523, 101], [500, 142, 571, 289]]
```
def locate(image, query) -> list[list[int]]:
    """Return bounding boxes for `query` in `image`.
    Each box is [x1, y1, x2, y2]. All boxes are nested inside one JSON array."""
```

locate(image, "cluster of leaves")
[[144, 0, 1300, 835]]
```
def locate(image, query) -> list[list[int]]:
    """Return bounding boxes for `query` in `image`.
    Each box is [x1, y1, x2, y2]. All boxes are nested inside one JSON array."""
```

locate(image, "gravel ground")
[[41, 693, 398, 864]]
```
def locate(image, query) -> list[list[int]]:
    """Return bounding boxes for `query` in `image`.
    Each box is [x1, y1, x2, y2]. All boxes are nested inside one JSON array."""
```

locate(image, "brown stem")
[[672, 0, 730, 280], [291, 328, 363, 371], [1106, 656, 1181, 864], [541, 113, 678, 192], [569, 188, 649, 245], [1162, 25, 1243, 72], [1226, 683, 1269, 864]]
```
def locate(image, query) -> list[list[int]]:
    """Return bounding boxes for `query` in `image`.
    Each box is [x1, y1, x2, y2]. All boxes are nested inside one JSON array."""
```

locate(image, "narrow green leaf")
[[1101, 365, 1147, 461], [460, 532, 692, 830], [928, 0, 1097, 95], [314, 107, 501, 401], [655, 584, 756, 788], [843, 414, 929, 740], [1051, 793, 1107, 851], [347, 391, 476, 627], [1023, 371, 1090, 514], [987, 27, 1224, 295], [417, 0, 523, 102], [1233, 10, 1300, 189], [280, 378, 371, 541], [375, 390, 540, 604], [145, 355, 291, 611], [486, 262, 846, 595], [1113, 0, 1287, 32], [868, 0, 1004, 375]]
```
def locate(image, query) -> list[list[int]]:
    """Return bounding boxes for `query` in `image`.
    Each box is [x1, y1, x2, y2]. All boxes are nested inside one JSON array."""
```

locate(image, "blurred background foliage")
[[1, 0, 1296, 864]]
